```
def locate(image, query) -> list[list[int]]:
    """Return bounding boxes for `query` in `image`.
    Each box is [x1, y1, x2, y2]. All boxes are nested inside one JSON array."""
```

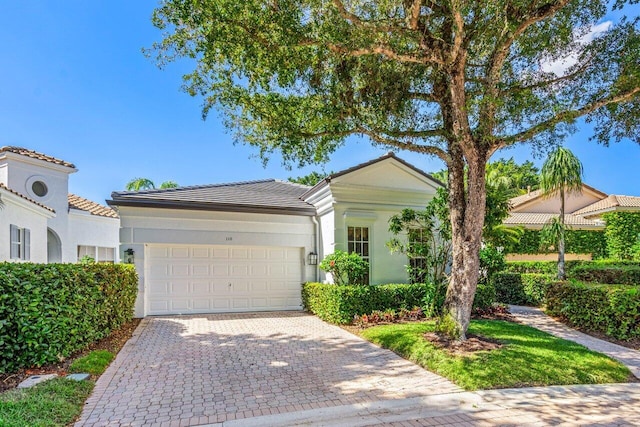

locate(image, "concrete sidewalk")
[[510, 305, 640, 378], [201, 383, 640, 426]]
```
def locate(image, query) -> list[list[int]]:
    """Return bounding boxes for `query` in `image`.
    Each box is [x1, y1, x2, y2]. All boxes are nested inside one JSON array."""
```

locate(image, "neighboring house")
[[108, 152, 443, 317], [503, 183, 640, 260], [0, 146, 120, 264]]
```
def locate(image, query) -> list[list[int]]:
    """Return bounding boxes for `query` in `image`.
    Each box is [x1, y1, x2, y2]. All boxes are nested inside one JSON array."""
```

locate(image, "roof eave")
[[107, 199, 317, 216]]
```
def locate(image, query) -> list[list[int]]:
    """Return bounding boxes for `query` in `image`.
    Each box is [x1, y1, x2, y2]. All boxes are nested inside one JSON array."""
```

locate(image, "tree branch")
[[502, 87, 640, 145], [326, 43, 444, 65], [499, 58, 594, 95]]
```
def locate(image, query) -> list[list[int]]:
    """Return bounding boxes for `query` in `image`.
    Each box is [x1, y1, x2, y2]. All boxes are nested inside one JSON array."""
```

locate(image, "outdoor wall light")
[[308, 252, 318, 265], [124, 248, 135, 264]]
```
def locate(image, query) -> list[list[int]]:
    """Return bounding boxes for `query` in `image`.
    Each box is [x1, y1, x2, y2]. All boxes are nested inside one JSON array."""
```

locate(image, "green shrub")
[[506, 229, 607, 258], [546, 282, 640, 340], [302, 282, 435, 324], [493, 272, 554, 306], [603, 212, 640, 260], [570, 263, 640, 285], [472, 282, 496, 310], [504, 260, 640, 276], [318, 250, 369, 285], [0, 263, 138, 373]]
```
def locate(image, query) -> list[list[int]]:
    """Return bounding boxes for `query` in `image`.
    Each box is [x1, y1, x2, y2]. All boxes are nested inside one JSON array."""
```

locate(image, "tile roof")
[[572, 194, 640, 216], [0, 183, 55, 213], [109, 179, 316, 216], [504, 212, 603, 227], [68, 194, 119, 218], [0, 146, 76, 168]]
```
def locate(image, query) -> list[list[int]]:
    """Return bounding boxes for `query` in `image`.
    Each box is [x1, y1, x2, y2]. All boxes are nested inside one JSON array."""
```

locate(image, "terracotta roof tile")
[[0, 146, 76, 168], [509, 190, 543, 208], [0, 183, 55, 213], [68, 194, 118, 218], [573, 194, 640, 216], [109, 179, 316, 216], [504, 212, 603, 227]]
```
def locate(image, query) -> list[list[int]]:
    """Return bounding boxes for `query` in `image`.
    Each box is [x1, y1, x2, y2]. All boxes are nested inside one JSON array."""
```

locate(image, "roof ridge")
[[114, 178, 277, 196], [0, 146, 76, 168]]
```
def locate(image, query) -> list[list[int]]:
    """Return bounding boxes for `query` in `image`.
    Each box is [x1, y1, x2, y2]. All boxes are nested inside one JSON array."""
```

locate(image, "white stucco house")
[[108, 153, 443, 317], [0, 146, 120, 264]]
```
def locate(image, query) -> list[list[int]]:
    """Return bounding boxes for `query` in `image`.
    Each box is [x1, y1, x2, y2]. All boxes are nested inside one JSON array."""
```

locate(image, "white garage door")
[[146, 244, 304, 315]]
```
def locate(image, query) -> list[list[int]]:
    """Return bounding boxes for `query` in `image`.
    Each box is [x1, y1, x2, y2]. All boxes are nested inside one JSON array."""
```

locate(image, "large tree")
[[150, 0, 640, 339], [540, 147, 584, 280]]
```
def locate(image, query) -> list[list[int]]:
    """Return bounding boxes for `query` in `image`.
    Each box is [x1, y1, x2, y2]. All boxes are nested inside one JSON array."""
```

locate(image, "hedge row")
[[492, 272, 554, 306], [505, 260, 640, 285], [0, 263, 138, 373], [302, 282, 495, 324], [546, 282, 640, 340], [506, 229, 607, 258]]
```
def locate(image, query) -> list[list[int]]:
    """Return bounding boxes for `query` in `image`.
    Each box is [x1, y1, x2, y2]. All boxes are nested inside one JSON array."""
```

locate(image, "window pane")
[[348, 227, 354, 240], [363, 243, 369, 257], [355, 227, 361, 240], [362, 227, 369, 241], [348, 242, 355, 253]]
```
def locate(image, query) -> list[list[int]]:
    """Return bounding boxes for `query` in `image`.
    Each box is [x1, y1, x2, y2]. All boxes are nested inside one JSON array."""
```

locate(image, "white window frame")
[[77, 245, 116, 263], [10, 224, 30, 261], [347, 225, 371, 284]]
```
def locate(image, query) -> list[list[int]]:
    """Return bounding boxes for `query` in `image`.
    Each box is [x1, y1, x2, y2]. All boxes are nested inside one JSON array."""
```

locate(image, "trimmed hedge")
[[570, 264, 640, 285], [546, 281, 640, 340], [492, 272, 554, 306], [302, 282, 495, 324], [505, 260, 640, 277], [302, 283, 432, 324], [506, 229, 607, 259], [0, 263, 138, 373]]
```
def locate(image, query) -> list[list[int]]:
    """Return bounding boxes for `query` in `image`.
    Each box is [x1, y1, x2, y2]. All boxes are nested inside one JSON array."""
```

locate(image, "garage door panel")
[[170, 247, 190, 258], [146, 244, 303, 315], [191, 247, 210, 258]]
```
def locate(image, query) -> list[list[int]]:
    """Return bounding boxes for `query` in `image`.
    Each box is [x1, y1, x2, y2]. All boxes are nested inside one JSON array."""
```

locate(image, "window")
[[77, 245, 116, 263], [347, 226, 370, 284], [31, 181, 48, 197], [10, 225, 30, 260], [407, 228, 429, 284]]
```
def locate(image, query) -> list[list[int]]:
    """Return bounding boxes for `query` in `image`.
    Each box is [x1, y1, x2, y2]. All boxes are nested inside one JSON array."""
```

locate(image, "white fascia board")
[[0, 190, 56, 218], [68, 209, 120, 223], [1, 152, 78, 174]]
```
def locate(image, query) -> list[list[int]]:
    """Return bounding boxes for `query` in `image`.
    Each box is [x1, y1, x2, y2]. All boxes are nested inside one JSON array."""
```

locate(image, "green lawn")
[[360, 320, 632, 390], [0, 378, 93, 427], [69, 350, 114, 376]]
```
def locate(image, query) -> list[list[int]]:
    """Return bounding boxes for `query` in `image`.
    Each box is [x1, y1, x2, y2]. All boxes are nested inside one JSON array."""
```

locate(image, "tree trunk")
[[444, 149, 487, 340], [558, 188, 566, 280]]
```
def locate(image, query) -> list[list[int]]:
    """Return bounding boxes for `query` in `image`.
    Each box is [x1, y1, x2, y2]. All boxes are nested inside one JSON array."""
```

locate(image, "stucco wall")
[[0, 196, 49, 263], [68, 211, 120, 262], [117, 206, 316, 317]]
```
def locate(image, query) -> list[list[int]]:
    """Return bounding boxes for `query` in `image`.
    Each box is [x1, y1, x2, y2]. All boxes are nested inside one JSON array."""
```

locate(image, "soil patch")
[[424, 332, 503, 356], [0, 318, 141, 394]]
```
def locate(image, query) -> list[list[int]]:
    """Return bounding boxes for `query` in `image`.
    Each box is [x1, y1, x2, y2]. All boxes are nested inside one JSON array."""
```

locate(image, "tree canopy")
[[125, 178, 179, 191], [150, 0, 640, 339], [288, 170, 334, 186]]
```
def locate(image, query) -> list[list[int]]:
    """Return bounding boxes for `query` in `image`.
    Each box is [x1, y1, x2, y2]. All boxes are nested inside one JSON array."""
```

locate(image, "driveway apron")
[[76, 312, 461, 426]]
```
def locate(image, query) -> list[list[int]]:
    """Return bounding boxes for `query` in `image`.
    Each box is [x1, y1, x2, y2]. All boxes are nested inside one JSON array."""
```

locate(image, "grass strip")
[[0, 378, 93, 427], [361, 320, 632, 390]]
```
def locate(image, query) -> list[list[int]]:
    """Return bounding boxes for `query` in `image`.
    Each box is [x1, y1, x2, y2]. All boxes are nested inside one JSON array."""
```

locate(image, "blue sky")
[[1, 1, 638, 204]]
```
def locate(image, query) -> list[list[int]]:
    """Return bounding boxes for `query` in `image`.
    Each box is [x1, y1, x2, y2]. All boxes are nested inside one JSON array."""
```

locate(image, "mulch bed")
[[0, 318, 141, 394], [424, 332, 503, 356]]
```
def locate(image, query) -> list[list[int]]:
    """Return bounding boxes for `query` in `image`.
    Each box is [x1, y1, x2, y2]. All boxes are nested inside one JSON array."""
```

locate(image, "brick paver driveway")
[[76, 312, 460, 426]]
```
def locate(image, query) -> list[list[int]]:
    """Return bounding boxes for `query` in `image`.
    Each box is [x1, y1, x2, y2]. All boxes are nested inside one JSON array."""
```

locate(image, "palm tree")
[[126, 178, 155, 191], [159, 181, 179, 189], [540, 147, 584, 280]]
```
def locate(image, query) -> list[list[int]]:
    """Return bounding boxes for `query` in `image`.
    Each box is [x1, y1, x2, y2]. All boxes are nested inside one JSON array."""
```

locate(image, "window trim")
[[77, 245, 116, 263], [10, 224, 30, 261], [346, 225, 371, 285]]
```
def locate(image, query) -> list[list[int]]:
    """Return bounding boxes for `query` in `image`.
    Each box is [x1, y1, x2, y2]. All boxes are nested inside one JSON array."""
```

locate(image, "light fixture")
[[308, 252, 318, 265], [124, 248, 135, 264]]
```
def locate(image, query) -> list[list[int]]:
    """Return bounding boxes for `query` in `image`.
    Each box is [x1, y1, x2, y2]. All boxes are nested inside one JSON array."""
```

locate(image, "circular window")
[[31, 181, 48, 197]]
